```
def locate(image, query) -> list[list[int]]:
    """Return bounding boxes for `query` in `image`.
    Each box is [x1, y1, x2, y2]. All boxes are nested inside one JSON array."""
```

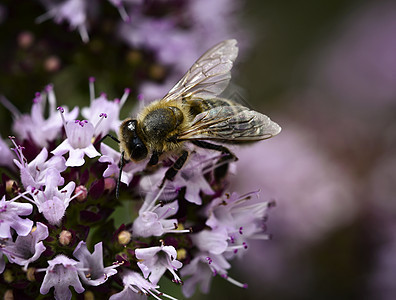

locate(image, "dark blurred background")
[[1, 0, 396, 299]]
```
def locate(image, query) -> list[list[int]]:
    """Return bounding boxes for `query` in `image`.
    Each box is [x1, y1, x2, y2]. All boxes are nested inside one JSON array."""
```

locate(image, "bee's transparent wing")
[[178, 106, 282, 142], [161, 39, 239, 102]]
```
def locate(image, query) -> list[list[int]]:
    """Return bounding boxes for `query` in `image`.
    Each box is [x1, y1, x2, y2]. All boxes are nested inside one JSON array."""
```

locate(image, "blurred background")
[[1, 0, 395, 299]]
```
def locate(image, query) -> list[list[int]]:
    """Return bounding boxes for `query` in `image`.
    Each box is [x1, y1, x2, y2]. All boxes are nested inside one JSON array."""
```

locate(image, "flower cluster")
[[119, 0, 249, 99], [36, 0, 249, 99], [0, 81, 275, 299]]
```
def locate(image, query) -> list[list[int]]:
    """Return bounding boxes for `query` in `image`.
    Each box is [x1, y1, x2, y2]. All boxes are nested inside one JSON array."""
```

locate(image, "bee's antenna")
[[116, 151, 125, 199], [94, 133, 122, 199], [95, 133, 120, 146]]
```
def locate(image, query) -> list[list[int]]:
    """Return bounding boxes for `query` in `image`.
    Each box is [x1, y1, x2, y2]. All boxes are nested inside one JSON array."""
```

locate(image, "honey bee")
[[115, 39, 281, 196]]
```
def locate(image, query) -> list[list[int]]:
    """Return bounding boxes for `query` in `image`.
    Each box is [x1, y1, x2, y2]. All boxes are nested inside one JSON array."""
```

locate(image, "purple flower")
[[109, 269, 175, 300], [191, 228, 229, 255], [135, 243, 183, 285], [180, 252, 234, 298], [82, 80, 130, 138], [2, 222, 48, 270], [39, 254, 84, 300], [139, 167, 179, 201], [29, 168, 78, 226], [228, 125, 355, 287], [108, 0, 143, 22], [139, 151, 216, 205], [120, 18, 197, 71], [37, 0, 90, 43], [108, 0, 129, 22], [52, 111, 101, 167], [132, 194, 180, 237], [118, 0, 249, 99], [0, 193, 33, 239], [99, 143, 146, 185], [73, 241, 119, 286], [12, 143, 66, 190], [4, 86, 79, 148], [204, 191, 272, 256], [119, 19, 197, 99], [230, 125, 356, 243], [176, 151, 216, 205], [180, 191, 267, 295]]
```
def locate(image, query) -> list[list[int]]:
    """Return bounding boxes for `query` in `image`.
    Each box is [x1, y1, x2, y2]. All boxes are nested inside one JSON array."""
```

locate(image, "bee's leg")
[[116, 151, 125, 199], [95, 133, 120, 146], [148, 151, 161, 166], [191, 140, 235, 156], [191, 140, 237, 180], [141, 151, 162, 176], [159, 150, 189, 188]]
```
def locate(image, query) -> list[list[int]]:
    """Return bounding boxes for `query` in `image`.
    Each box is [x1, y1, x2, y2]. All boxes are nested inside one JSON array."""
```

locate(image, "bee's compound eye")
[[131, 139, 148, 161]]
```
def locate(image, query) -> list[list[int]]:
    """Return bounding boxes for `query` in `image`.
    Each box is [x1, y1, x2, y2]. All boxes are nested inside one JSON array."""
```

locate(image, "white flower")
[[37, 0, 89, 43], [3, 222, 49, 270], [135, 243, 182, 285], [12, 140, 66, 189], [52, 116, 100, 167], [3, 86, 79, 148], [99, 143, 146, 185], [0, 193, 33, 239], [82, 80, 130, 138], [132, 190, 180, 238], [73, 241, 119, 286], [109, 270, 175, 300], [39, 255, 84, 300], [29, 168, 79, 226]]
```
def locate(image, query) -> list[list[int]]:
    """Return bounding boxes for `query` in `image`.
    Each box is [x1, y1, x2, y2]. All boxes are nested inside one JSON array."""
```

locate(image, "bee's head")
[[120, 119, 148, 161]]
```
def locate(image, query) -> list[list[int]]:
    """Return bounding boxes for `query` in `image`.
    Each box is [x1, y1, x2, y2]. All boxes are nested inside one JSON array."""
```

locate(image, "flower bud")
[[3, 270, 13, 283], [3, 289, 13, 300], [104, 178, 116, 193], [59, 230, 73, 246], [149, 64, 166, 80], [84, 290, 95, 300], [127, 50, 142, 64], [74, 185, 88, 202], [44, 56, 61, 72], [26, 267, 36, 282], [5, 180, 16, 194], [17, 31, 34, 48], [118, 230, 132, 245]]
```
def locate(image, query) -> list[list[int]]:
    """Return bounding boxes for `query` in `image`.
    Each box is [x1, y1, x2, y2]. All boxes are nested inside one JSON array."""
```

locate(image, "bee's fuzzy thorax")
[[133, 99, 193, 154]]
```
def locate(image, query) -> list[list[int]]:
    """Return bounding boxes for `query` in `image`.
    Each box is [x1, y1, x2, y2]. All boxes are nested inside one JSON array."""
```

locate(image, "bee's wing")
[[178, 106, 282, 142], [161, 39, 238, 102]]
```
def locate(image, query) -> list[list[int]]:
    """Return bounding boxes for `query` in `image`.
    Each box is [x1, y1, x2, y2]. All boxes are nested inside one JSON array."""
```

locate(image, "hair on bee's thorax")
[[118, 99, 194, 162]]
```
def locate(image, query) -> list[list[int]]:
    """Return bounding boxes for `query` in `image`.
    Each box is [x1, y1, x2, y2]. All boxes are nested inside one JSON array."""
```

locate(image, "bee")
[[115, 39, 281, 196]]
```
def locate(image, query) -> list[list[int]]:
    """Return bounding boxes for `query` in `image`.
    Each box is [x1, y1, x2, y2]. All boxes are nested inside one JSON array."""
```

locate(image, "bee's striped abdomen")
[[186, 97, 241, 118]]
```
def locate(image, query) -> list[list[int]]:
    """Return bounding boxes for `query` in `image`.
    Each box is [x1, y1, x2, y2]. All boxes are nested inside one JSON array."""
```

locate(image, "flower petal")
[[66, 148, 85, 167]]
